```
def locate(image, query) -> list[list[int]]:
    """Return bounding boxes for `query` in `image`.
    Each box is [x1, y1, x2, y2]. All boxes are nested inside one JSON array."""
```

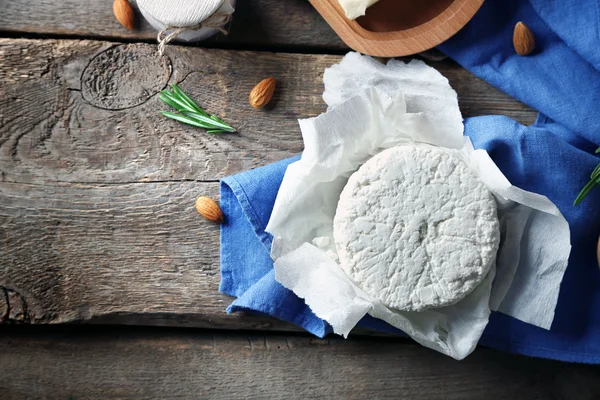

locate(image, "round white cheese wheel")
[[333, 144, 500, 312]]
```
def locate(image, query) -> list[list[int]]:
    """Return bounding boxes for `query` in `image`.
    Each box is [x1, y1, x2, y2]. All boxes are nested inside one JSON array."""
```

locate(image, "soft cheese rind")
[[333, 144, 500, 312]]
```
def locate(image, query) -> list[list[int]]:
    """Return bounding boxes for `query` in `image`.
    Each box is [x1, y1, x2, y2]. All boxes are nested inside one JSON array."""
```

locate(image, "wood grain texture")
[[0, 39, 535, 185], [0, 38, 536, 330], [0, 177, 304, 332], [2, 326, 600, 400], [0, 0, 347, 51]]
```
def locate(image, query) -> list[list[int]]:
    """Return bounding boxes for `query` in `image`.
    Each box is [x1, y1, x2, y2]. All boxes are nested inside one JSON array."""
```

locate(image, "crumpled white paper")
[[265, 52, 571, 360]]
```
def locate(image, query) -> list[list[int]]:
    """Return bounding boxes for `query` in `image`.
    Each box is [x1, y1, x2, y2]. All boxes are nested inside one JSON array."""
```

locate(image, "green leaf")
[[171, 84, 207, 116], [183, 112, 235, 132], [210, 114, 230, 125], [161, 111, 214, 129], [159, 85, 235, 133], [159, 94, 181, 110], [574, 179, 598, 206], [573, 148, 600, 205], [160, 92, 186, 112], [160, 90, 196, 113], [591, 163, 600, 180]]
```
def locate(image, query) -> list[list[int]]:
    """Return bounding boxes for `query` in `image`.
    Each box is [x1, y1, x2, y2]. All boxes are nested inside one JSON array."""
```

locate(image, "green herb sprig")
[[574, 147, 600, 206], [160, 84, 235, 134]]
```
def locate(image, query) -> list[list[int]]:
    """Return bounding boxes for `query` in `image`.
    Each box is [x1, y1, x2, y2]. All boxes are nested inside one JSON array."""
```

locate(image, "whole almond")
[[513, 22, 535, 56], [113, 0, 135, 30], [195, 196, 224, 223], [249, 77, 276, 108]]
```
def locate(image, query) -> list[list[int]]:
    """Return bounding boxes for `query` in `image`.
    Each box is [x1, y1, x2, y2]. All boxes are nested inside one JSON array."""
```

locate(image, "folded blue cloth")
[[220, 0, 600, 362]]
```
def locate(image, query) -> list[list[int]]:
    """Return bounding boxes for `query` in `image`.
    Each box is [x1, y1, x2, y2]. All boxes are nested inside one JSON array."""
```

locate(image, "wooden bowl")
[[309, 0, 484, 57]]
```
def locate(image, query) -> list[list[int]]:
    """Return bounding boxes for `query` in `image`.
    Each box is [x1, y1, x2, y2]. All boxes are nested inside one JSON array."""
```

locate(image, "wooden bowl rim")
[[310, 0, 484, 57]]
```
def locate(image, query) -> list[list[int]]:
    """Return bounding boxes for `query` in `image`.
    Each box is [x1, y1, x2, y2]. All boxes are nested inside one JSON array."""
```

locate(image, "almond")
[[513, 22, 535, 56], [249, 77, 276, 109], [113, 0, 135, 30], [195, 196, 224, 223]]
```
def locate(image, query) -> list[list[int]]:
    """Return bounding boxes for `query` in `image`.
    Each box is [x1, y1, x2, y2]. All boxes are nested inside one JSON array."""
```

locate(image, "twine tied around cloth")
[[157, 10, 232, 56]]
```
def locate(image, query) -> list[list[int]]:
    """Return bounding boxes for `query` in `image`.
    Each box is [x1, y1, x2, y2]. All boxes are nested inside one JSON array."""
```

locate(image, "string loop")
[[157, 10, 232, 56]]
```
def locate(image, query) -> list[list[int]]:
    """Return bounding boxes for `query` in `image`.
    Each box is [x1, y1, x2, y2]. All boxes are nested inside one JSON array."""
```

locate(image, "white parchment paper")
[[265, 53, 571, 360]]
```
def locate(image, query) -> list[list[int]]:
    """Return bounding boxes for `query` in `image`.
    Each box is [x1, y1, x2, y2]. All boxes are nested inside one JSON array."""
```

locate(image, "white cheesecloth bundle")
[[137, 0, 236, 55]]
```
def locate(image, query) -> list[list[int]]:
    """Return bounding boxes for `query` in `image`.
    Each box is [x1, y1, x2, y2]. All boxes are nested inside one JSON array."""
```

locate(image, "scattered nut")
[[513, 22, 535, 56], [113, 0, 135, 30], [249, 77, 276, 109], [195, 196, 224, 223]]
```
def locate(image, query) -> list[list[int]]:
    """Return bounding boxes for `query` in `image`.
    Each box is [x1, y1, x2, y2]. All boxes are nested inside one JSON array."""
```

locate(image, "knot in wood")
[[81, 44, 171, 110]]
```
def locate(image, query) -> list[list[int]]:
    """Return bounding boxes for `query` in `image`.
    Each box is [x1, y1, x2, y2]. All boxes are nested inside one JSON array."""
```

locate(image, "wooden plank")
[[2, 327, 600, 400], [0, 39, 334, 185], [0, 0, 347, 51], [0, 179, 295, 331], [0, 39, 536, 185], [0, 38, 537, 330]]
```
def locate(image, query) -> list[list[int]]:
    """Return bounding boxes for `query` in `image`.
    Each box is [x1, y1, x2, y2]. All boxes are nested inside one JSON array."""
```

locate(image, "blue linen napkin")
[[220, 0, 600, 362]]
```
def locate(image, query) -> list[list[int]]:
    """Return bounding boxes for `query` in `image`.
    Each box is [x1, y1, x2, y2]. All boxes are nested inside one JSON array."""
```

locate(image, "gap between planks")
[[1, 325, 600, 400]]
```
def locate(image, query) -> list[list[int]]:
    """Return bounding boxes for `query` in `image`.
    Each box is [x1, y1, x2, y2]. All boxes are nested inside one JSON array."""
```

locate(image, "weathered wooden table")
[[1, 1, 600, 399]]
